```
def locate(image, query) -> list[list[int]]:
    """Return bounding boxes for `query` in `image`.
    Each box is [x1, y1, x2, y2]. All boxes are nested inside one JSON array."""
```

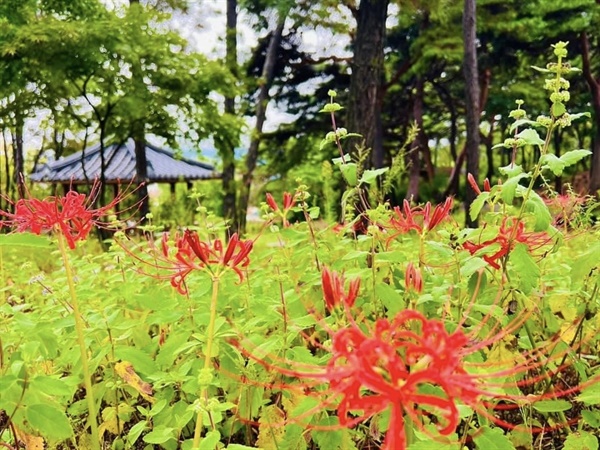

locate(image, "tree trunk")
[[346, 0, 389, 166], [12, 118, 25, 199], [129, 0, 150, 219], [581, 31, 600, 195], [220, 0, 238, 235], [406, 77, 431, 201], [237, 13, 286, 235], [463, 0, 480, 227]]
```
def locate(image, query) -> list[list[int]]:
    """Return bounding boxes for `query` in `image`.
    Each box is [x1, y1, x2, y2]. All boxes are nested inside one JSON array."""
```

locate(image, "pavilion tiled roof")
[[30, 139, 219, 184]]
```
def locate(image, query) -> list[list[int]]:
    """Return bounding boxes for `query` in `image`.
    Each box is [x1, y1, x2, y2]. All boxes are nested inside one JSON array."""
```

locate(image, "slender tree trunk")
[[463, 0, 480, 227], [237, 13, 286, 235], [406, 77, 430, 200], [346, 0, 389, 166], [220, 0, 238, 235], [581, 31, 600, 195], [12, 118, 25, 199], [129, 0, 150, 219]]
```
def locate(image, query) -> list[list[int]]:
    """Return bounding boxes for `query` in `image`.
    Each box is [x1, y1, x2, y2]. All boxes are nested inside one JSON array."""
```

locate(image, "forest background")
[[1, 0, 599, 233]]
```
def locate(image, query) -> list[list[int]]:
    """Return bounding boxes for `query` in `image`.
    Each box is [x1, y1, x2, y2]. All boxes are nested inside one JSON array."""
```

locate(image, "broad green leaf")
[[461, 256, 487, 278], [501, 173, 529, 204], [127, 420, 148, 445], [280, 423, 308, 450], [338, 162, 358, 186], [516, 128, 544, 146], [577, 383, 600, 405], [470, 191, 490, 221], [312, 417, 343, 450], [408, 441, 458, 450], [552, 102, 566, 117], [0, 233, 51, 247], [510, 243, 540, 294], [563, 431, 599, 450], [509, 119, 542, 133], [532, 399, 572, 412], [498, 164, 523, 178], [473, 426, 516, 450], [114, 346, 159, 375], [359, 167, 388, 185], [30, 375, 72, 397], [523, 192, 552, 231], [143, 426, 176, 444], [227, 445, 261, 450], [376, 283, 404, 316], [540, 153, 566, 176], [26, 403, 74, 442], [570, 242, 600, 283], [198, 430, 222, 450], [560, 149, 592, 167], [569, 112, 591, 121]]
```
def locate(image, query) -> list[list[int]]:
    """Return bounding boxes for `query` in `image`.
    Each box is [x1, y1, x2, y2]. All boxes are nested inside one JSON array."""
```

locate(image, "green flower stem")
[[56, 232, 100, 450], [192, 276, 220, 449]]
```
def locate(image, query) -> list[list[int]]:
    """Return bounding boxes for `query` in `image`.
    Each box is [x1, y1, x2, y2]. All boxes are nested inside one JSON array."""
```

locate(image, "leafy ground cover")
[[1, 42, 600, 450]]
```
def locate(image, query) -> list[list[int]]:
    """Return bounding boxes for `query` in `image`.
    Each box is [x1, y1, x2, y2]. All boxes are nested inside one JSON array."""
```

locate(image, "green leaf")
[[552, 102, 566, 117], [531, 65, 552, 73], [198, 430, 221, 450], [470, 192, 490, 221], [532, 399, 572, 412], [127, 421, 148, 445], [376, 283, 404, 316], [0, 233, 51, 247], [569, 112, 591, 122], [312, 417, 343, 450], [30, 375, 73, 397], [523, 191, 552, 231], [498, 164, 524, 178], [143, 426, 176, 444], [473, 426, 516, 450], [570, 242, 600, 283], [563, 431, 599, 450], [501, 173, 529, 204], [359, 167, 388, 185], [577, 383, 600, 405], [516, 128, 545, 146], [319, 102, 343, 113], [26, 404, 74, 442], [461, 256, 488, 278], [509, 119, 542, 133], [560, 149, 592, 167], [280, 423, 307, 450], [540, 153, 566, 176], [338, 163, 358, 187], [227, 445, 261, 450], [510, 243, 540, 294]]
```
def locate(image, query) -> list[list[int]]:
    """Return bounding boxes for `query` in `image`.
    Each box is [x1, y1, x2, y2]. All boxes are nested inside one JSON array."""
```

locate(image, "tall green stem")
[[192, 276, 220, 449], [56, 233, 100, 450]]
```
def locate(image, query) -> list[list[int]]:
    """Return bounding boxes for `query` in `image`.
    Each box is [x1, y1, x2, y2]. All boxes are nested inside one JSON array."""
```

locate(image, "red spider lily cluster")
[[467, 173, 492, 195], [265, 192, 301, 227], [404, 262, 423, 293], [130, 230, 253, 294], [463, 218, 553, 269], [236, 297, 592, 450], [0, 182, 131, 249], [388, 197, 453, 237], [321, 266, 360, 311]]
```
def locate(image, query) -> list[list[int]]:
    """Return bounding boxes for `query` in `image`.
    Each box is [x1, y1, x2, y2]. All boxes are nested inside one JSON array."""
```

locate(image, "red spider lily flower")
[[236, 306, 594, 450], [404, 262, 423, 293], [463, 217, 552, 269], [265, 191, 300, 227], [265, 193, 279, 211], [128, 230, 253, 295], [388, 197, 453, 236], [321, 266, 360, 311], [0, 181, 131, 249], [467, 173, 491, 195]]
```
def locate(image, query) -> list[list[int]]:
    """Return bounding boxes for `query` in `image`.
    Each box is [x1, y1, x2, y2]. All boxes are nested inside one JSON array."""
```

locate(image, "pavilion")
[[29, 139, 219, 192]]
